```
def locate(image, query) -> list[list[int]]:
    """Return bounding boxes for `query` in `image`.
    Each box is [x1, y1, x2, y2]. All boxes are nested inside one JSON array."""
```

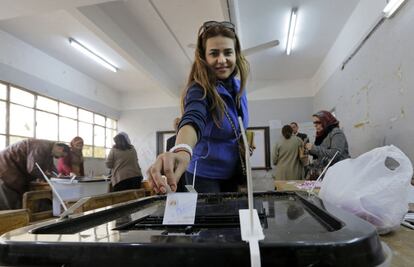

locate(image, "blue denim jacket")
[[179, 77, 248, 180]]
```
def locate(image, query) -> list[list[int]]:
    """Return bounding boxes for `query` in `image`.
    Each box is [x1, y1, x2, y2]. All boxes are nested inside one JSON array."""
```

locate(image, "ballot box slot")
[[114, 212, 268, 231]]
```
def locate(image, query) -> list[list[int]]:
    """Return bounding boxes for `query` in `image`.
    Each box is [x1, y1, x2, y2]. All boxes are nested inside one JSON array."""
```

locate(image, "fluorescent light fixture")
[[286, 7, 298, 56], [69, 38, 117, 72], [383, 0, 406, 18]]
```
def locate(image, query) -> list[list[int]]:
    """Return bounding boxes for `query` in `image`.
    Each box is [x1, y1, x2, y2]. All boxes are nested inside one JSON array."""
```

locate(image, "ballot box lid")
[[0, 192, 386, 267]]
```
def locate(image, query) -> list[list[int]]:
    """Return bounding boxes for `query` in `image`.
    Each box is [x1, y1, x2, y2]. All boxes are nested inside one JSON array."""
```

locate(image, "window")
[[59, 103, 77, 119], [37, 96, 58, 113], [10, 87, 34, 107], [9, 104, 34, 137], [79, 122, 93, 145], [79, 109, 93, 123], [0, 101, 6, 134], [105, 118, 117, 156], [94, 114, 105, 126], [0, 135, 5, 150], [0, 80, 117, 157], [0, 83, 6, 100], [36, 111, 58, 141], [59, 117, 77, 143]]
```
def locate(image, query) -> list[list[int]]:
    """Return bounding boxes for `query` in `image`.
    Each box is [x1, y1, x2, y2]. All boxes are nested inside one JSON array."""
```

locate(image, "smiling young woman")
[[147, 21, 250, 194]]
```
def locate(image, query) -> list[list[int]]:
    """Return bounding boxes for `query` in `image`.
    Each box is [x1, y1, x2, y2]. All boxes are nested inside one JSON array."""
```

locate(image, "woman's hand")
[[147, 151, 190, 194], [305, 143, 313, 151]]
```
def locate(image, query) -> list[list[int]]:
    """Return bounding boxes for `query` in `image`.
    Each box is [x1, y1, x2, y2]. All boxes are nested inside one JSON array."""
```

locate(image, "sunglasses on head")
[[199, 21, 235, 35]]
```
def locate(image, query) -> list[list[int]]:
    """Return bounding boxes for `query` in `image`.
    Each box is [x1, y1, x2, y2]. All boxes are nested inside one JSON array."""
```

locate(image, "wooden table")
[[275, 180, 414, 267]]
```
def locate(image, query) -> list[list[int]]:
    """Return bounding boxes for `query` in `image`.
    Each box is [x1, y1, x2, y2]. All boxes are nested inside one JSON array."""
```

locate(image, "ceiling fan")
[[187, 39, 279, 57]]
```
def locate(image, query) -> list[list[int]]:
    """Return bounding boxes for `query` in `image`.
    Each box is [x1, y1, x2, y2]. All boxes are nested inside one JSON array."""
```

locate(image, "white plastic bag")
[[319, 145, 413, 234]]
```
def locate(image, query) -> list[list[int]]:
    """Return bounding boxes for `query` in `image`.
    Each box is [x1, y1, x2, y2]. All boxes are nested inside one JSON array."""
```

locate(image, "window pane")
[[59, 103, 77, 119], [59, 117, 77, 142], [36, 111, 58, 141], [9, 135, 27, 145], [105, 128, 116, 148], [94, 114, 105, 126], [79, 109, 93, 123], [0, 83, 6, 100], [106, 118, 117, 129], [79, 122, 93, 145], [0, 101, 6, 134], [10, 104, 34, 137], [10, 87, 34, 107], [94, 147, 106, 158], [37, 96, 58, 113], [83, 145, 93, 157], [0, 135, 5, 151], [94, 125, 105, 146]]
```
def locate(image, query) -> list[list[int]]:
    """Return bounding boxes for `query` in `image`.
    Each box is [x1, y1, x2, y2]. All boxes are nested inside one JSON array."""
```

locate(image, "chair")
[[22, 189, 53, 222]]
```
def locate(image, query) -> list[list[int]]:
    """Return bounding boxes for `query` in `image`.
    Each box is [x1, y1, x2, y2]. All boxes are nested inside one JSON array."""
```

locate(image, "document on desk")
[[163, 193, 198, 225]]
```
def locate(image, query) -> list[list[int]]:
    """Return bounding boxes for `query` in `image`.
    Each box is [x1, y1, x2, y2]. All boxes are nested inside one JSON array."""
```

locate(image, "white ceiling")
[[0, 0, 360, 101]]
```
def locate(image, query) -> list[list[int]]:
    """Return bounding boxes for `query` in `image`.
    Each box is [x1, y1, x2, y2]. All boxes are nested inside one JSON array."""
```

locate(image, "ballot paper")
[[162, 192, 198, 225]]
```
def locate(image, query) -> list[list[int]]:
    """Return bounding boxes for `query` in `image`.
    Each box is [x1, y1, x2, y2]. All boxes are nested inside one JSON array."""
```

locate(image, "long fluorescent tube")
[[286, 8, 298, 56], [69, 38, 117, 72], [383, 0, 406, 18]]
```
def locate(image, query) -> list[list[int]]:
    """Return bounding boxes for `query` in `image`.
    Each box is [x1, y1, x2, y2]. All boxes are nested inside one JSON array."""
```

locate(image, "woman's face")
[[73, 140, 84, 150], [205, 35, 236, 80], [313, 116, 323, 133]]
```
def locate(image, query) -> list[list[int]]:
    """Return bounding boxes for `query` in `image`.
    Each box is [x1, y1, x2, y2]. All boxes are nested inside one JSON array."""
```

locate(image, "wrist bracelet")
[[173, 148, 192, 159], [169, 144, 193, 157]]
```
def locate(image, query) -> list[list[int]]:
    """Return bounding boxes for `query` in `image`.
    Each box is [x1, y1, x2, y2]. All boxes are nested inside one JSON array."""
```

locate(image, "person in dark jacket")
[[0, 139, 69, 210], [290, 122, 308, 143], [148, 21, 250, 193]]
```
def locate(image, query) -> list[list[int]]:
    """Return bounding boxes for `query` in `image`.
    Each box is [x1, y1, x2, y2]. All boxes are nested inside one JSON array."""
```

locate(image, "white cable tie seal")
[[238, 116, 264, 267], [169, 143, 193, 157]]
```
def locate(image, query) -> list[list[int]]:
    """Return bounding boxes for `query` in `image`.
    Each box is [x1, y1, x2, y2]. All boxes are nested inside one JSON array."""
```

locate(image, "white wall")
[[118, 106, 181, 176], [313, 0, 414, 162], [0, 29, 121, 118], [248, 79, 313, 101], [311, 0, 385, 95]]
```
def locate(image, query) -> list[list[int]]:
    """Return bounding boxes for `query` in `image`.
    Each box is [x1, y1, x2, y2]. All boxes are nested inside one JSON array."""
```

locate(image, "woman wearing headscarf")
[[105, 132, 143, 192], [57, 136, 84, 176], [305, 110, 350, 178]]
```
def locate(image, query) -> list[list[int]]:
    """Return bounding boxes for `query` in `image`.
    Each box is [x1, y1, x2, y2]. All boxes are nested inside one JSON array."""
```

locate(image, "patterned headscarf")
[[313, 110, 339, 145]]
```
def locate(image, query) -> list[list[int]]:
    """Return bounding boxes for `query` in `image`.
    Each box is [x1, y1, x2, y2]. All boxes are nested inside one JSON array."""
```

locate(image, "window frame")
[[0, 80, 117, 158]]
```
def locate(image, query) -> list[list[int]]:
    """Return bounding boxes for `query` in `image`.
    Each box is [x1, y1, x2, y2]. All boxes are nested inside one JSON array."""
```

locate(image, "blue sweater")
[[178, 76, 249, 180]]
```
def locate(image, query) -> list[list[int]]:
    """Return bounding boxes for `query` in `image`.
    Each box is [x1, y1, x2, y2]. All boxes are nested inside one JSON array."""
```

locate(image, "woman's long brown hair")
[[181, 24, 250, 127]]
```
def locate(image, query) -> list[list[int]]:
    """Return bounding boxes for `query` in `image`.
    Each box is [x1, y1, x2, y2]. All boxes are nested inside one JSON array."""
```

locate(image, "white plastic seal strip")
[[238, 117, 265, 267], [307, 150, 339, 196], [185, 160, 198, 193], [35, 162, 68, 212]]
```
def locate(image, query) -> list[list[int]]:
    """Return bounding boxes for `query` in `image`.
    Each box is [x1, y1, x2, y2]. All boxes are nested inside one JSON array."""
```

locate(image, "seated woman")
[[105, 132, 143, 192], [57, 136, 84, 176], [305, 110, 350, 179], [273, 125, 306, 180]]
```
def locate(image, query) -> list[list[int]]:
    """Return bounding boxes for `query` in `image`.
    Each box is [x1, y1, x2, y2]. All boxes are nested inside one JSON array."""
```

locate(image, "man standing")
[[290, 122, 308, 143], [0, 139, 69, 210]]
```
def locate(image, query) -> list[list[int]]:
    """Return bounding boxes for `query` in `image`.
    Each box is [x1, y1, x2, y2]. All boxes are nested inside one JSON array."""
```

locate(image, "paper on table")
[[163, 193, 198, 225]]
